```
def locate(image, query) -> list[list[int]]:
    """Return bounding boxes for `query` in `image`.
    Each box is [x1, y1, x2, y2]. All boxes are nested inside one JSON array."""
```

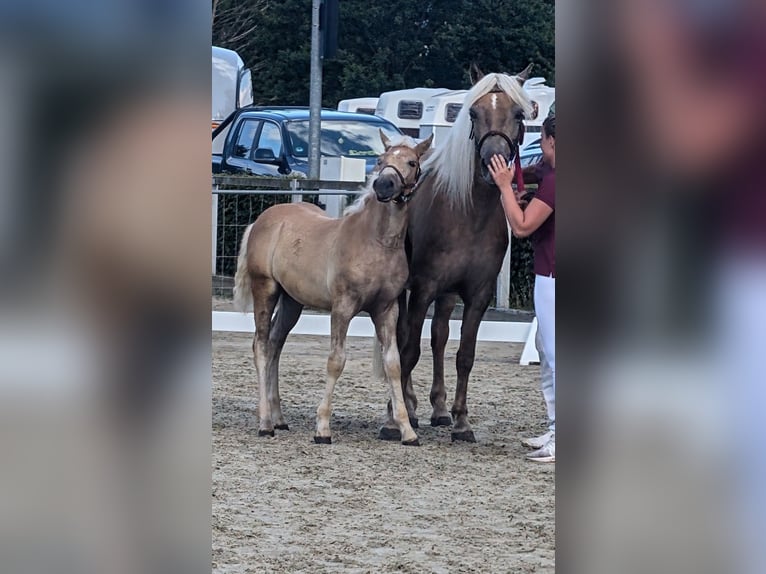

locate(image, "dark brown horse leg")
[[371, 303, 419, 445], [379, 288, 430, 440], [251, 277, 282, 437], [266, 293, 303, 430], [430, 294, 457, 426], [451, 295, 492, 442]]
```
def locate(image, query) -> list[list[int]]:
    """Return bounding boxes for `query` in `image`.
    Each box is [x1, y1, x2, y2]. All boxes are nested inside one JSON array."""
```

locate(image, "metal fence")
[[212, 176, 533, 309]]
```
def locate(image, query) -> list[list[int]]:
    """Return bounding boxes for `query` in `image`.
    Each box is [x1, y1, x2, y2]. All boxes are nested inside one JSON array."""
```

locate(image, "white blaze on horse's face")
[[470, 90, 526, 183]]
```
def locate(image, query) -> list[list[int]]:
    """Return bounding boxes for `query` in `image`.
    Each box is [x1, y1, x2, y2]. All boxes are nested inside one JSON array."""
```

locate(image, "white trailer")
[[418, 90, 468, 147], [212, 46, 253, 153], [521, 77, 555, 147], [375, 87, 451, 138], [337, 97, 379, 115], [417, 79, 555, 149]]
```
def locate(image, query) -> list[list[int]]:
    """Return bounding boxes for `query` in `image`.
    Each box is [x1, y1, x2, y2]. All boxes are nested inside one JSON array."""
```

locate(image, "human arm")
[[488, 154, 553, 238]]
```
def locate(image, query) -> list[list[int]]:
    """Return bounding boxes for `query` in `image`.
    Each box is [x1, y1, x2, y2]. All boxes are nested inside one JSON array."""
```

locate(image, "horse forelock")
[[422, 73, 533, 210]]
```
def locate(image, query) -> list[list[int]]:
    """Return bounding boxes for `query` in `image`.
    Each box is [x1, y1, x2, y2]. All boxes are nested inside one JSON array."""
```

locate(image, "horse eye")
[[469, 108, 477, 119], [515, 110, 525, 120], [408, 160, 417, 167], [376, 158, 382, 165]]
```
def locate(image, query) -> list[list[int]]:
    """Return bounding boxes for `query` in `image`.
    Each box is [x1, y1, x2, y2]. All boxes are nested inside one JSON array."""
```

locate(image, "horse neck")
[[361, 197, 408, 248]]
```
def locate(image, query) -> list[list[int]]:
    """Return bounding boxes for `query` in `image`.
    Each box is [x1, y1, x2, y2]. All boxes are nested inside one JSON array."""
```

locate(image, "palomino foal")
[[233, 132, 433, 445]]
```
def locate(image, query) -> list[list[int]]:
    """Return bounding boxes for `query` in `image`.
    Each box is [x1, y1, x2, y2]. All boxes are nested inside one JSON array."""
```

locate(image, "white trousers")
[[534, 274, 556, 432]]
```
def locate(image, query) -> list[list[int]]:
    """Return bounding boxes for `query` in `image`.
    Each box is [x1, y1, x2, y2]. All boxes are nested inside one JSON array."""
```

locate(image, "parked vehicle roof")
[[236, 107, 396, 122]]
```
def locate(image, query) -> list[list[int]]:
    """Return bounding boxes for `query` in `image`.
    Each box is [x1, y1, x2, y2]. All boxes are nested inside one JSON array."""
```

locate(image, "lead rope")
[[514, 148, 525, 195]]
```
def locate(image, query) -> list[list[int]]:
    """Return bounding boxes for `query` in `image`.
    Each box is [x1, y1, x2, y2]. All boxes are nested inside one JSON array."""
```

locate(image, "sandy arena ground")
[[213, 331, 554, 573]]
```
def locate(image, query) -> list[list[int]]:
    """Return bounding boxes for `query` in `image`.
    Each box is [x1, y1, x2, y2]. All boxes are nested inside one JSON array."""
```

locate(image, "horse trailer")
[[375, 87, 451, 138], [212, 46, 253, 154], [418, 89, 469, 148], [418, 78, 555, 149], [337, 97, 379, 115]]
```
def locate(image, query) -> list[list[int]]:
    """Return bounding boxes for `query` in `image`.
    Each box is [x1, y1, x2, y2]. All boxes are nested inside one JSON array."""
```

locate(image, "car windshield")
[[286, 120, 401, 158]]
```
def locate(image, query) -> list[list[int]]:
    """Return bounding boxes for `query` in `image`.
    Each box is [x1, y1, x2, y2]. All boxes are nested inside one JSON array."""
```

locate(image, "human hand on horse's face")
[[488, 154, 516, 190]]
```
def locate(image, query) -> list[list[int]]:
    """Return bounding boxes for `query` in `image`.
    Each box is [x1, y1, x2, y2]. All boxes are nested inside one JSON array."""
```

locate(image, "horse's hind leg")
[[314, 308, 352, 444], [450, 292, 492, 443], [267, 293, 303, 430], [430, 294, 457, 427], [251, 277, 282, 437], [372, 303, 419, 446]]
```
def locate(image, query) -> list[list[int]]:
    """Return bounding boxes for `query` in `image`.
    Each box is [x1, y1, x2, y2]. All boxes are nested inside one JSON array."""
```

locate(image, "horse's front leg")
[[372, 303, 419, 445], [314, 308, 352, 444], [451, 290, 493, 443], [430, 294, 457, 427]]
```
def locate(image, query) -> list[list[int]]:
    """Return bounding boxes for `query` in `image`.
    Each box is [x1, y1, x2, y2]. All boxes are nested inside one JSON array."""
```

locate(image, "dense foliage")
[[212, 0, 554, 105]]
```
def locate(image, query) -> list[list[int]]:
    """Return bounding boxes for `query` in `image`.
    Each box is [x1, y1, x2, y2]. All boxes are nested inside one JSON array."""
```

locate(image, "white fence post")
[[495, 224, 512, 309], [519, 317, 540, 365], [290, 178, 302, 203], [212, 185, 219, 276]]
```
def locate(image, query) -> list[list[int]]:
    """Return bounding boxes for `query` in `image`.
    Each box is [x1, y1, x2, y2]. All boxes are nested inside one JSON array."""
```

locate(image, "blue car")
[[213, 107, 403, 177]]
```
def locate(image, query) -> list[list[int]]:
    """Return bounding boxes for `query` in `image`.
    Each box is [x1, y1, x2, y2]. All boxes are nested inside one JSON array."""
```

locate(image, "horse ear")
[[469, 62, 485, 85], [516, 63, 534, 85], [379, 128, 391, 150], [414, 133, 434, 156]]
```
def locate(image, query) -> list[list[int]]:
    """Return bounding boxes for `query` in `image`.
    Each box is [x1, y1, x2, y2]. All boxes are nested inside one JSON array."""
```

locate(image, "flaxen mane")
[[421, 73, 533, 210]]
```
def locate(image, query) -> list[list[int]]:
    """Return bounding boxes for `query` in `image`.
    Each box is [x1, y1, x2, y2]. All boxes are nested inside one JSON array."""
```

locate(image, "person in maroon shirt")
[[489, 115, 556, 462]]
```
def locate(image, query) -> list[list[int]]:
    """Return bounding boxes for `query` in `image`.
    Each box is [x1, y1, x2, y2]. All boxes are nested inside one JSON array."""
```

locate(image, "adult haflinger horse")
[[379, 64, 534, 443], [233, 132, 433, 445]]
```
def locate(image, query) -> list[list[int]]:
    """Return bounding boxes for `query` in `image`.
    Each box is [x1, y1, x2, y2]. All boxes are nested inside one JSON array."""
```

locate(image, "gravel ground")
[[213, 331, 554, 573]]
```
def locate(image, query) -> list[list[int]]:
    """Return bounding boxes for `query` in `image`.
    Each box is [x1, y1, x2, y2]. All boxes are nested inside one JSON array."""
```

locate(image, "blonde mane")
[[421, 73, 533, 210], [343, 135, 419, 215]]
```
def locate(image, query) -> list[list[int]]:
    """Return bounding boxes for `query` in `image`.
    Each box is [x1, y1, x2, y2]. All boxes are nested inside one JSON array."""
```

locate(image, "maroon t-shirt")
[[531, 167, 555, 277]]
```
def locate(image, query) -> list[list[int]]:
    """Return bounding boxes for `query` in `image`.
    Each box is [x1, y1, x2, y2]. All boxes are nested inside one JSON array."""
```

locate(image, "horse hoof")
[[378, 427, 402, 441], [258, 429, 275, 437], [409, 417, 419, 429], [430, 416, 452, 427], [451, 430, 476, 443], [274, 424, 289, 431], [402, 438, 421, 447], [313, 436, 332, 444]]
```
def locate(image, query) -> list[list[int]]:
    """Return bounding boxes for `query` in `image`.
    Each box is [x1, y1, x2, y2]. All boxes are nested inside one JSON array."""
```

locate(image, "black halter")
[[377, 160, 423, 204], [468, 90, 526, 159]]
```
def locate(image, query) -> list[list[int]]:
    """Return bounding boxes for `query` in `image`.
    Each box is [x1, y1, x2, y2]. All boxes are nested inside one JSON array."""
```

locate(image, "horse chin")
[[480, 163, 495, 185]]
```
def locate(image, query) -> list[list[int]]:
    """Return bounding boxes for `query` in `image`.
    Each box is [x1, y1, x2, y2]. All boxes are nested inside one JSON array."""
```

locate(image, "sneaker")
[[526, 437, 555, 463], [522, 430, 554, 450]]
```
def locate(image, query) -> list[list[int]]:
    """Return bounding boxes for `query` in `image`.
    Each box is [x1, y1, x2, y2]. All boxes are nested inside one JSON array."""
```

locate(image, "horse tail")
[[233, 224, 254, 312]]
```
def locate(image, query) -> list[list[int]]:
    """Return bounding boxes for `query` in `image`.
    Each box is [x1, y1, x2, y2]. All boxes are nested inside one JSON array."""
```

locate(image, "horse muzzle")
[[372, 174, 400, 203], [480, 150, 514, 185]]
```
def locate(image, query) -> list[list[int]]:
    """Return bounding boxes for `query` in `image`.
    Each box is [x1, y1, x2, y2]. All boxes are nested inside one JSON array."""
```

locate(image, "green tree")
[[212, 0, 554, 106]]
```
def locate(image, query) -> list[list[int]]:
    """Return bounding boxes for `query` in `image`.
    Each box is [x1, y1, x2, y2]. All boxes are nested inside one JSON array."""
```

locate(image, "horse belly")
[[272, 258, 334, 311]]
